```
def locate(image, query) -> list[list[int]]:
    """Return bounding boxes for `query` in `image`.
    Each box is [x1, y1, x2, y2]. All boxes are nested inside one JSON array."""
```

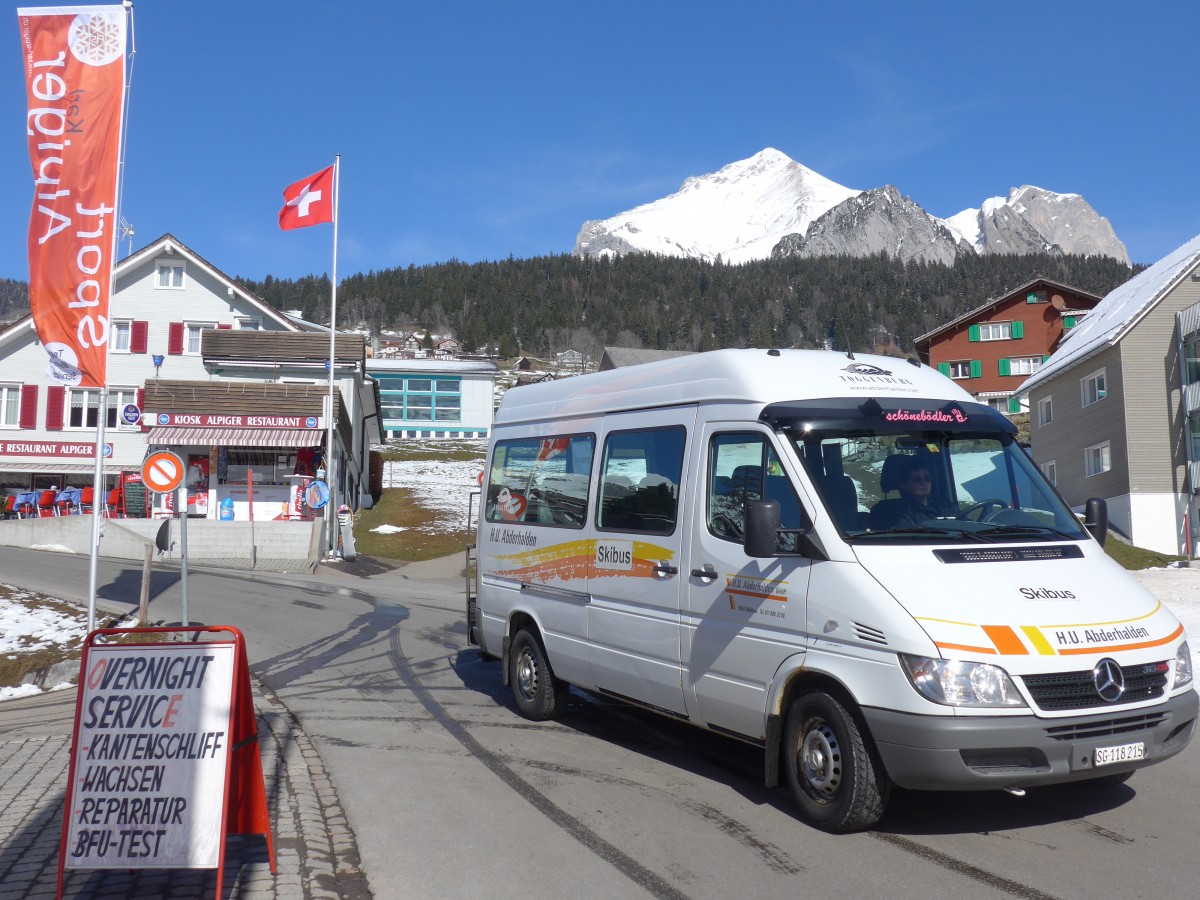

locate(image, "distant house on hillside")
[[555, 349, 583, 370], [598, 347, 696, 371], [1018, 235, 1200, 555], [913, 278, 1103, 415]]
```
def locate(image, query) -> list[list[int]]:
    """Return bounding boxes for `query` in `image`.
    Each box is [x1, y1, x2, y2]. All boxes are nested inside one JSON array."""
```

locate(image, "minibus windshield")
[[764, 397, 1088, 543]]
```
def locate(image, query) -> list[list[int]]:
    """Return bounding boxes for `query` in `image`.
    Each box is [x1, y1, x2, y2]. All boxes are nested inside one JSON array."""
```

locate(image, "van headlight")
[[899, 654, 1027, 708], [1175, 642, 1194, 689]]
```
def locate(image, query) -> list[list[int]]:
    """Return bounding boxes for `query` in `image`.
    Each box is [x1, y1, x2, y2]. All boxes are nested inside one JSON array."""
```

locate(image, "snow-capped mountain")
[[575, 150, 1129, 265], [772, 185, 969, 265], [573, 148, 860, 264], [943, 186, 1128, 261]]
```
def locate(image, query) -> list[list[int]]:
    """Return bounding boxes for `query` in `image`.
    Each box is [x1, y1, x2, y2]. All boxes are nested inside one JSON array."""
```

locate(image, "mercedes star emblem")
[[1093, 658, 1126, 703]]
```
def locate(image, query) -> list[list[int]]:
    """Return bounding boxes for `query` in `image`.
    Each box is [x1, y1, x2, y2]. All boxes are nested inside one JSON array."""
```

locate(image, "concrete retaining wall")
[[0, 516, 321, 571]]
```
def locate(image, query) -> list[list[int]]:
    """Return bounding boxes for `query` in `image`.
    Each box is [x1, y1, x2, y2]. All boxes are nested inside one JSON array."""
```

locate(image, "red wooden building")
[[913, 278, 1103, 414]]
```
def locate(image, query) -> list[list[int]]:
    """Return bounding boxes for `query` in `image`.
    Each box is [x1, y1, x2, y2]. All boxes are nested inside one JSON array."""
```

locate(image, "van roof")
[[494, 348, 976, 424]]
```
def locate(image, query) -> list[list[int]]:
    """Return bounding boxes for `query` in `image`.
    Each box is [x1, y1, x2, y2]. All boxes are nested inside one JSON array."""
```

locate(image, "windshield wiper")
[[973, 524, 1081, 541], [852, 527, 990, 543]]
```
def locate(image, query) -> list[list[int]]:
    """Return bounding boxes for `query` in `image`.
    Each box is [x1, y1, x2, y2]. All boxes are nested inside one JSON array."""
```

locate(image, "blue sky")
[[1, 0, 1195, 284]]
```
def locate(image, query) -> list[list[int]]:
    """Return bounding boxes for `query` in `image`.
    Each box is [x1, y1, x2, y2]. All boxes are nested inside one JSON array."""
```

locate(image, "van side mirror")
[[744, 499, 827, 560], [745, 499, 781, 557], [1083, 498, 1108, 547]]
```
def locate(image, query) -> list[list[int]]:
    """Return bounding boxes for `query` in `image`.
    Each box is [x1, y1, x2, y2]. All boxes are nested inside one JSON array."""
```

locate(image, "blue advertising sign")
[[305, 480, 330, 509]]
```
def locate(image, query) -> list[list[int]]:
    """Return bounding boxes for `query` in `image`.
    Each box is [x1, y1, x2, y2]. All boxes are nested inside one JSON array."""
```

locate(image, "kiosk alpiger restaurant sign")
[[153, 413, 321, 428]]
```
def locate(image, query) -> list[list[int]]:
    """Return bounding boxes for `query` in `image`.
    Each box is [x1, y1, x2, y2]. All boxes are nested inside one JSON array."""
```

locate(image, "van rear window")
[[485, 435, 594, 528]]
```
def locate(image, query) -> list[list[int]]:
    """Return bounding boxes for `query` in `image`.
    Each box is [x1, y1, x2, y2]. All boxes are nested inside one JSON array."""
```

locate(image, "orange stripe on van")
[[982, 625, 1028, 655], [1057, 623, 1184, 656], [933, 642, 996, 655]]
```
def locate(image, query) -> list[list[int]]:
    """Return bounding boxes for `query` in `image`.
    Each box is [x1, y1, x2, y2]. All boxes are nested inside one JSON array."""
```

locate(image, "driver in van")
[[891, 457, 958, 528]]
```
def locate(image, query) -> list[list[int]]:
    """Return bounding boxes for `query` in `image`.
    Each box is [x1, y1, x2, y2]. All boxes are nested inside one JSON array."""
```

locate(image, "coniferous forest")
[[237, 253, 1137, 360], [1, 254, 1139, 361]]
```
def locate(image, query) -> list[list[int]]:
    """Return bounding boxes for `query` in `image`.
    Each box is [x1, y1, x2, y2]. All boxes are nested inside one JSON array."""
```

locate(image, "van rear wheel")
[[509, 628, 569, 721], [784, 689, 889, 833]]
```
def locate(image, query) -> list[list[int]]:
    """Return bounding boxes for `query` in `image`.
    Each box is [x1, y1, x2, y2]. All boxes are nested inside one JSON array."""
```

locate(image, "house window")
[[1041, 460, 1057, 485], [67, 387, 137, 429], [1007, 356, 1043, 376], [1027, 290, 1047, 304], [0, 383, 19, 427], [186, 322, 215, 354], [1084, 441, 1111, 477], [948, 361, 971, 379], [156, 262, 185, 289], [979, 322, 1012, 341], [1037, 396, 1053, 427], [1081, 369, 1107, 407], [236, 317, 261, 330], [111, 320, 131, 352]]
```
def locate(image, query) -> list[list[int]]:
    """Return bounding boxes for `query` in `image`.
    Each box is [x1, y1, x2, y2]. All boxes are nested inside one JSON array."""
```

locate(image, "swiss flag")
[[279, 165, 335, 230]]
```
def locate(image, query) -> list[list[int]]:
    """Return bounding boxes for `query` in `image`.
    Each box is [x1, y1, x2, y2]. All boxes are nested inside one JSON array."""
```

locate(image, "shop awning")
[[148, 427, 326, 448], [0, 460, 124, 474]]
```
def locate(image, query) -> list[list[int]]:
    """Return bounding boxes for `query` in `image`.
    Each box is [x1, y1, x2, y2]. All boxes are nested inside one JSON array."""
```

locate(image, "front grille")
[[1044, 711, 1168, 742], [1022, 661, 1169, 711]]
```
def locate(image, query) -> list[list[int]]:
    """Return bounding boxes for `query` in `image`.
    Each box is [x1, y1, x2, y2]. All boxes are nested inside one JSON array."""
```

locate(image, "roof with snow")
[[1018, 234, 1200, 396]]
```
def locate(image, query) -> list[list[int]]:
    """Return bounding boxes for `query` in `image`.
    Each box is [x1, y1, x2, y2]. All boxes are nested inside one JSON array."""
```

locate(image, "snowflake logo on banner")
[[68, 12, 124, 66]]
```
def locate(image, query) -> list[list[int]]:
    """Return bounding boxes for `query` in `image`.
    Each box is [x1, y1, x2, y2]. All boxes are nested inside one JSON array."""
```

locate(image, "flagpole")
[[86, 2, 135, 632], [326, 155, 340, 556]]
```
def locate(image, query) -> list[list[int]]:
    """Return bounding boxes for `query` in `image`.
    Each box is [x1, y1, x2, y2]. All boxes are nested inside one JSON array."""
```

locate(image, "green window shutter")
[[1007, 396, 1022, 413], [1011, 321, 1024, 339], [1064, 316, 1076, 329], [968, 324, 980, 342], [998, 358, 1011, 376], [936, 362, 950, 376], [969, 359, 982, 378], [1042, 354, 1050, 363]]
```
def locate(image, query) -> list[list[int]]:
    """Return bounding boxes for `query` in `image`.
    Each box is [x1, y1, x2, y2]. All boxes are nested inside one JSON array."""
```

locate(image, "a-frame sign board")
[[57, 625, 275, 899]]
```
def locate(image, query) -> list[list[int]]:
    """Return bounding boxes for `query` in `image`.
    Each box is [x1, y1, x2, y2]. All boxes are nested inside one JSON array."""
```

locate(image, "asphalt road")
[[4, 546, 1199, 899]]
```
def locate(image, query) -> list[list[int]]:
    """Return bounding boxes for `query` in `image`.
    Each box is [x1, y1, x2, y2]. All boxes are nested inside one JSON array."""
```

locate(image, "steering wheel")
[[959, 498, 1008, 522]]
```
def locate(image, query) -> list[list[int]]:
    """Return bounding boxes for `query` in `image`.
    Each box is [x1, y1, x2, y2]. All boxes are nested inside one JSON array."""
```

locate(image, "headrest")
[[880, 454, 914, 494]]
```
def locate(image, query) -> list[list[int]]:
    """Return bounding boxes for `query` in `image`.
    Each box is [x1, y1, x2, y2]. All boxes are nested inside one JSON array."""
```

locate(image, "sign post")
[[142, 451, 188, 624], [57, 625, 274, 899]]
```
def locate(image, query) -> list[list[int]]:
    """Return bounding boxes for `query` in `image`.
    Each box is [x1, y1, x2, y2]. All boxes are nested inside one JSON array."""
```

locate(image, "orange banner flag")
[[19, 5, 127, 388]]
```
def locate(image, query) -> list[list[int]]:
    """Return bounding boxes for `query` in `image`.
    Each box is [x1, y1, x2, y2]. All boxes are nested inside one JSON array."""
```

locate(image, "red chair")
[[104, 487, 122, 518], [79, 486, 94, 514], [37, 489, 57, 517], [2, 496, 14, 519], [55, 491, 73, 516]]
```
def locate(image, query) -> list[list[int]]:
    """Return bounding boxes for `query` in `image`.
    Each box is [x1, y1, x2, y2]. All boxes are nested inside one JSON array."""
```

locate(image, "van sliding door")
[[587, 407, 697, 718]]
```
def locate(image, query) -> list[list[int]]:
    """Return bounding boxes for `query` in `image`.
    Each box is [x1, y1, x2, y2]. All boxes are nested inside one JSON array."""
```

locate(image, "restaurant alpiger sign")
[[151, 413, 321, 428], [2, 441, 113, 457]]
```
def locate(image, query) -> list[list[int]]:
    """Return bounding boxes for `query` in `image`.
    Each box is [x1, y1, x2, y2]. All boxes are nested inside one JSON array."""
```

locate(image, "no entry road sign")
[[142, 450, 186, 494]]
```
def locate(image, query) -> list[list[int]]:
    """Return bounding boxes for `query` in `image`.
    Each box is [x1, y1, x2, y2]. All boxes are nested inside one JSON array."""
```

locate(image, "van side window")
[[597, 426, 685, 534], [485, 434, 594, 527], [708, 433, 806, 550]]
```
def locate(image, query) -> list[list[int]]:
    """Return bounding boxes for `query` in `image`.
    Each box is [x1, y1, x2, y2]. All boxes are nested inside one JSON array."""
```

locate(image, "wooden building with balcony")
[[913, 278, 1102, 414]]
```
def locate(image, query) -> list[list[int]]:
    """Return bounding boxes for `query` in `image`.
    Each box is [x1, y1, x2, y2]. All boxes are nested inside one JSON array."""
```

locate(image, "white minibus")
[[468, 349, 1196, 832]]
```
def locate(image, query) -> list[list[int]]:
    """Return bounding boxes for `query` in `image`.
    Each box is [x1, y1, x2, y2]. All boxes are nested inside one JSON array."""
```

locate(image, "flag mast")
[[325, 155, 340, 556]]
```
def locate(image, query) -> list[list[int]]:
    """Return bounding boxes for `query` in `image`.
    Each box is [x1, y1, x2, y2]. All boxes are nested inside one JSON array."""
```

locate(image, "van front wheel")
[[509, 628, 569, 721], [784, 690, 889, 833]]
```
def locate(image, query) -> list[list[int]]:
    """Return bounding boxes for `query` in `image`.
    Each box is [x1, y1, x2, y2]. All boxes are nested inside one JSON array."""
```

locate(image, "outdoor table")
[[15, 490, 39, 517], [56, 487, 82, 513]]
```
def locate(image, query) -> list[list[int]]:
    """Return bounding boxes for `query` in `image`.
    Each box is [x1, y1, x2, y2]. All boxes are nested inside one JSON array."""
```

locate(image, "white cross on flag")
[[279, 164, 335, 229]]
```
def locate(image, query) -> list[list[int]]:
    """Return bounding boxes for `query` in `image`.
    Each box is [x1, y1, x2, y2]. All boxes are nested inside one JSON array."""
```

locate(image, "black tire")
[[784, 689, 890, 833], [509, 628, 569, 721]]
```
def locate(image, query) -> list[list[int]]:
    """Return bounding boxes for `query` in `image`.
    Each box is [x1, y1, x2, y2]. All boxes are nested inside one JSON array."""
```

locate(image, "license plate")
[[1095, 741, 1145, 767]]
